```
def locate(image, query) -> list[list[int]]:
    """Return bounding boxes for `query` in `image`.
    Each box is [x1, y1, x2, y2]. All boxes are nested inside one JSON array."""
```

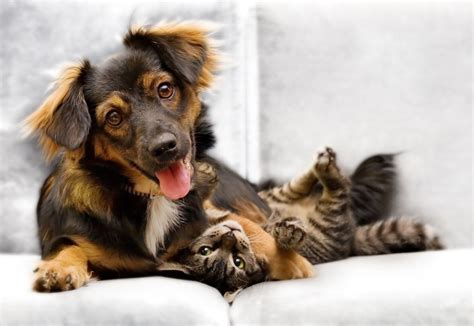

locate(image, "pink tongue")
[[155, 161, 191, 200]]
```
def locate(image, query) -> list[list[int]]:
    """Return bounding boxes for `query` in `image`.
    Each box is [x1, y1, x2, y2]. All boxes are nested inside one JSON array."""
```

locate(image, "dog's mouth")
[[154, 152, 193, 200]]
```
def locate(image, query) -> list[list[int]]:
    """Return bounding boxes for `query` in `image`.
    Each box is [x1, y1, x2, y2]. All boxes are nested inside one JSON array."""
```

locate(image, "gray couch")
[[1, 0, 472, 325]]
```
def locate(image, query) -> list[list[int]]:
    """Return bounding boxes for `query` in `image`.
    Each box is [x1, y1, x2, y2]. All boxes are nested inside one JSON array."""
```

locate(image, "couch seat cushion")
[[0, 254, 230, 326], [231, 249, 473, 326]]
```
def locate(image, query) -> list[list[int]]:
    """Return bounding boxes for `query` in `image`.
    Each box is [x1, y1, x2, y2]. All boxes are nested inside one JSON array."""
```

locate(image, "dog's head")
[[25, 22, 219, 200]]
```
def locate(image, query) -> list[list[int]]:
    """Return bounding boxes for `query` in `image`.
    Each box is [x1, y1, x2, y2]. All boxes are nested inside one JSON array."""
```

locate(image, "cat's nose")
[[222, 232, 237, 249]]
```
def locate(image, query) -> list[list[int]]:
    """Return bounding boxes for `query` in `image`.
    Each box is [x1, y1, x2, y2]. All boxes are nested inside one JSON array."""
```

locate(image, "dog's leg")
[[33, 245, 90, 292]]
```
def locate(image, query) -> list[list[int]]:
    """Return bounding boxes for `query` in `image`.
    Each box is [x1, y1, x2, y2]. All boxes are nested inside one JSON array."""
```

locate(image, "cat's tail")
[[350, 154, 397, 225], [351, 217, 444, 256]]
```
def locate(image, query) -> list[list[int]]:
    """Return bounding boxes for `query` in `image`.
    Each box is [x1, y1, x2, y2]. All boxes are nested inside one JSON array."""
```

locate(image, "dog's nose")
[[149, 132, 177, 159]]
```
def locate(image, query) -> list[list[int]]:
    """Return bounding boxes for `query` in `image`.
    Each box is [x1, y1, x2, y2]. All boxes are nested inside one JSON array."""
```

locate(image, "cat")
[[259, 147, 443, 264], [159, 148, 443, 300]]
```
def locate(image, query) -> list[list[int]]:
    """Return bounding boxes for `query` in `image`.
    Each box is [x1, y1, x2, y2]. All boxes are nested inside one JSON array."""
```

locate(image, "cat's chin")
[[219, 220, 244, 233]]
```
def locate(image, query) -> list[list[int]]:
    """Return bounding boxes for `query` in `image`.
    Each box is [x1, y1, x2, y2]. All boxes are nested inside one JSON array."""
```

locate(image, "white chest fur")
[[145, 197, 182, 257]]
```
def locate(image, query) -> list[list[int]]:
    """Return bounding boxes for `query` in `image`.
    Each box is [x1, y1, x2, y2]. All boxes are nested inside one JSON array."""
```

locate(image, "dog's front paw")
[[33, 260, 90, 292], [272, 217, 307, 250]]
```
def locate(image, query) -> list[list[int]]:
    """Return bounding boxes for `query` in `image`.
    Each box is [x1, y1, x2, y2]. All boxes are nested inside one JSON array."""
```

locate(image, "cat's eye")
[[199, 246, 213, 256], [106, 110, 122, 127], [157, 82, 174, 99], [233, 256, 246, 269]]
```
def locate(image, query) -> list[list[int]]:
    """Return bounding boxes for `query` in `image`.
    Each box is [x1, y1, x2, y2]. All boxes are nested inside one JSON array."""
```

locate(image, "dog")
[[25, 22, 269, 292]]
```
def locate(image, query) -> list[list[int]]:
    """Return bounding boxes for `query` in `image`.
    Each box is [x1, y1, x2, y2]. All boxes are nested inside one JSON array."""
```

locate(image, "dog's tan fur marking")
[[140, 71, 171, 96], [94, 93, 131, 138], [33, 245, 90, 292], [33, 238, 156, 292], [24, 62, 87, 161], [56, 158, 113, 219], [182, 91, 202, 128], [225, 214, 314, 280], [95, 93, 130, 124], [91, 135, 162, 197], [232, 200, 269, 225], [70, 237, 155, 272], [140, 71, 183, 111]]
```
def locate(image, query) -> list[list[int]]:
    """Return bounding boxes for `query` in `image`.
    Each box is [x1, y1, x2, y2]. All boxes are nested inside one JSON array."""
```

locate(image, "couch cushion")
[[231, 249, 473, 326], [0, 254, 230, 326]]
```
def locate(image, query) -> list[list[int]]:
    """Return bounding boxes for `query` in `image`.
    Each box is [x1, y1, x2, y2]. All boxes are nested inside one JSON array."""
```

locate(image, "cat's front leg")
[[265, 213, 308, 250]]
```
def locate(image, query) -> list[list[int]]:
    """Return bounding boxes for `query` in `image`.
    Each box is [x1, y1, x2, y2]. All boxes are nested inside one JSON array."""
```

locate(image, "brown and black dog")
[[25, 22, 269, 292]]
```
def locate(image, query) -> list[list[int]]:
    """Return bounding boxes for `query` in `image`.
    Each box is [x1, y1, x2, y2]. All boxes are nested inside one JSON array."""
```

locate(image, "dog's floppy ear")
[[24, 60, 92, 161], [123, 22, 219, 90]]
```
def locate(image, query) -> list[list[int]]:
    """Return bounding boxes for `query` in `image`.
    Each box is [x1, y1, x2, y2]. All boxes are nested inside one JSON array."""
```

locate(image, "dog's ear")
[[24, 61, 92, 161], [123, 22, 219, 90]]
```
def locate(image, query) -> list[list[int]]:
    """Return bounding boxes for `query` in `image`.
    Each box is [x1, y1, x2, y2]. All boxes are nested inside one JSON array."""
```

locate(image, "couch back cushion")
[[255, 0, 472, 248]]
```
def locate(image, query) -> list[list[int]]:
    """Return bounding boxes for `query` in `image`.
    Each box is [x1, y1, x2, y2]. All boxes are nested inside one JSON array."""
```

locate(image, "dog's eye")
[[106, 110, 123, 127], [157, 82, 174, 99]]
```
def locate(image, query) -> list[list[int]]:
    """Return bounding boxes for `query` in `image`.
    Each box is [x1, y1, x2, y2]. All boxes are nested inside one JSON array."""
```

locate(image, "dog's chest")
[[144, 197, 182, 257]]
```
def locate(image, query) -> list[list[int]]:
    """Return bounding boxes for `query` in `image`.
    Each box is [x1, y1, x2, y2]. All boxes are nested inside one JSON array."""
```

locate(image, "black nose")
[[149, 132, 177, 159]]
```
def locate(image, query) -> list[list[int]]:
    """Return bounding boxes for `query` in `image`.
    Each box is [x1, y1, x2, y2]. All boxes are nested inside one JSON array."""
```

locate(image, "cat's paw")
[[196, 161, 218, 184], [315, 147, 338, 174], [195, 161, 219, 200], [33, 260, 90, 292], [273, 217, 307, 250]]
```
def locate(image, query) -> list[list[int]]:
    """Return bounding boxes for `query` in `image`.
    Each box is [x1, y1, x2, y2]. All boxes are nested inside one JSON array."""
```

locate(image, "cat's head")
[[158, 219, 268, 300]]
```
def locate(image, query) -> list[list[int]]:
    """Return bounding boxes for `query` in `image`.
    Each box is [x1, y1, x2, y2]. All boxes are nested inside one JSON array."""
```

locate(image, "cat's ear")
[[156, 261, 191, 275], [224, 288, 244, 303]]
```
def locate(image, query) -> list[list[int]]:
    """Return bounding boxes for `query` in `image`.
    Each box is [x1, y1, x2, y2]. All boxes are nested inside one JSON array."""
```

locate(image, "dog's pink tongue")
[[155, 161, 191, 200]]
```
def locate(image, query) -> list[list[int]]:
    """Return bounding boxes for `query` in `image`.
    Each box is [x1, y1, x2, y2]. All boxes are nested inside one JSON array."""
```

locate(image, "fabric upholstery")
[[0, 254, 230, 326], [231, 249, 474, 326], [1, 250, 472, 326]]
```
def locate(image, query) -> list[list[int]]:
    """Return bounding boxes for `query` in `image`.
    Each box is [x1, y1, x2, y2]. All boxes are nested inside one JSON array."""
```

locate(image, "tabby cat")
[[159, 147, 443, 300], [259, 147, 443, 264]]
